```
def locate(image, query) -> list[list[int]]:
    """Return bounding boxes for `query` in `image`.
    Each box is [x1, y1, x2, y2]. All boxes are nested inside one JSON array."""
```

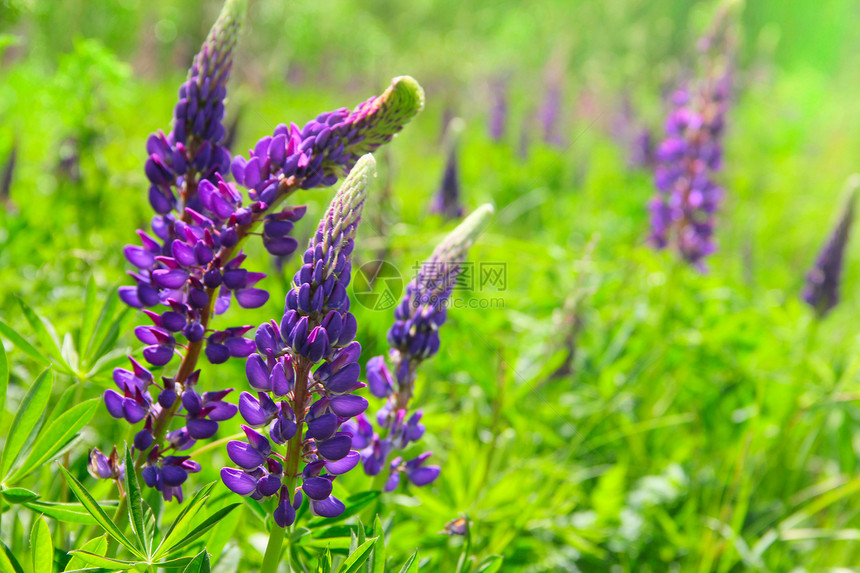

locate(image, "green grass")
[[2, 0, 860, 571]]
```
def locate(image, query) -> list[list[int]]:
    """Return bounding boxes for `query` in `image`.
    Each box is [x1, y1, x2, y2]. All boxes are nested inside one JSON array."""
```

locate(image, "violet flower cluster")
[[221, 156, 375, 526], [648, 9, 735, 269], [345, 204, 494, 491], [802, 182, 858, 318], [96, 0, 424, 502], [429, 118, 464, 219]]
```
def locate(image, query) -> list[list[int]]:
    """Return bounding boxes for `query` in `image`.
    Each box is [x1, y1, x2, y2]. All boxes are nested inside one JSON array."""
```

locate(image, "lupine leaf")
[[64, 535, 108, 571], [162, 503, 241, 556], [474, 556, 503, 573], [153, 482, 215, 558], [79, 275, 98, 365], [336, 538, 377, 573], [1, 486, 39, 503], [58, 464, 144, 558], [370, 516, 386, 573], [182, 550, 211, 573], [24, 500, 117, 524], [9, 398, 100, 483], [0, 344, 8, 430], [315, 548, 332, 573], [124, 447, 149, 557], [0, 368, 52, 480], [16, 297, 67, 369], [61, 332, 80, 373], [0, 319, 51, 365], [64, 551, 135, 570], [397, 551, 418, 573], [30, 515, 53, 573], [0, 539, 24, 573]]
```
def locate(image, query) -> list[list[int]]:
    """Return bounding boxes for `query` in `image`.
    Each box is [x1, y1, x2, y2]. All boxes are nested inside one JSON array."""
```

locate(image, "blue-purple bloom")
[[648, 8, 735, 269], [220, 156, 376, 526], [346, 205, 493, 490], [802, 183, 857, 318], [100, 0, 424, 502]]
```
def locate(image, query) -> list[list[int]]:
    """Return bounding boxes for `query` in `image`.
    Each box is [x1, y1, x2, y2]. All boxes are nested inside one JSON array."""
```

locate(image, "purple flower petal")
[[407, 465, 441, 486], [302, 476, 333, 501], [329, 395, 368, 418], [325, 451, 360, 475], [221, 468, 257, 496], [310, 495, 345, 518], [227, 441, 266, 470], [187, 418, 219, 439]]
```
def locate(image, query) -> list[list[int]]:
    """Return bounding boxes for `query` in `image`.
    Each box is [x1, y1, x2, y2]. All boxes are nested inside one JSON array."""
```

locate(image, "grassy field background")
[[2, 0, 860, 571]]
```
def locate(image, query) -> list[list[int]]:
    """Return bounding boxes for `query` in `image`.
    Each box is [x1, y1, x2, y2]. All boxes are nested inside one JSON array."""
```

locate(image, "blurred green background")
[[3, 0, 860, 571]]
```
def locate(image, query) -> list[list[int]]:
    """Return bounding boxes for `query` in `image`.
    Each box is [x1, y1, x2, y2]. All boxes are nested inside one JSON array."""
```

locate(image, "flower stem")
[[261, 358, 311, 573]]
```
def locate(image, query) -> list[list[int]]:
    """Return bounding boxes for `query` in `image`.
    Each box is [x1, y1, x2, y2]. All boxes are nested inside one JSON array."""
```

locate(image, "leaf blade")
[[336, 538, 377, 573], [58, 464, 144, 558], [9, 398, 100, 483], [124, 446, 148, 557], [30, 515, 53, 573], [0, 368, 53, 480]]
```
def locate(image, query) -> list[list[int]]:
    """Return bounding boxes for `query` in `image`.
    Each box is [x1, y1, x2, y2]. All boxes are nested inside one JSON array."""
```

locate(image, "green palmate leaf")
[[0, 539, 24, 573], [0, 343, 8, 430], [64, 535, 108, 571], [24, 500, 116, 524], [0, 319, 51, 366], [162, 503, 241, 556], [316, 548, 332, 573], [16, 297, 66, 368], [474, 556, 503, 573], [30, 515, 54, 573], [65, 551, 135, 570], [370, 516, 386, 573], [336, 538, 377, 573], [0, 368, 52, 480], [153, 482, 215, 558], [398, 552, 418, 573], [9, 398, 100, 483], [1, 486, 39, 503], [124, 447, 148, 557], [58, 464, 144, 558], [182, 550, 211, 573]]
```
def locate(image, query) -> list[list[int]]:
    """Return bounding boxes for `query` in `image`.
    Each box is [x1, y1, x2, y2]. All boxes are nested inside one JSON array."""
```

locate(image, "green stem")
[[261, 522, 287, 573], [261, 358, 311, 573]]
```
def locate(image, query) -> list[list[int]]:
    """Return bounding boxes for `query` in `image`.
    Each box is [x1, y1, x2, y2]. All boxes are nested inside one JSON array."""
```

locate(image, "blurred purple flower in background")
[[648, 6, 736, 269], [802, 178, 858, 318]]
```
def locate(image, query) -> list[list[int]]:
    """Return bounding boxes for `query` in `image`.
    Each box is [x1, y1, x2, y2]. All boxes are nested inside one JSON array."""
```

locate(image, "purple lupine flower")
[[802, 184, 857, 318], [539, 54, 567, 147], [102, 0, 424, 503], [429, 118, 464, 219], [611, 96, 655, 169], [221, 156, 375, 526], [87, 447, 123, 481], [648, 7, 735, 269], [351, 205, 493, 490]]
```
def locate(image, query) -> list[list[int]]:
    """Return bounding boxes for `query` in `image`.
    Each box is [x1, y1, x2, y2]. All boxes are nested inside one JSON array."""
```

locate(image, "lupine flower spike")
[[98, 0, 424, 502], [221, 155, 376, 527], [429, 117, 465, 219], [802, 177, 858, 319], [346, 204, 494, 491], [648, 4, 736, 269]]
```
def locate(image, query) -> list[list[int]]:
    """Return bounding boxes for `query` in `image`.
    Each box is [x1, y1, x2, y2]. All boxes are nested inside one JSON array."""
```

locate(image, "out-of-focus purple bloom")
[[488, 78, 508, 141], [429, 118, 464, 219], [803, 183, 857, 318], [648, 6, 736, 269], [221, 157, 376, 526]]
